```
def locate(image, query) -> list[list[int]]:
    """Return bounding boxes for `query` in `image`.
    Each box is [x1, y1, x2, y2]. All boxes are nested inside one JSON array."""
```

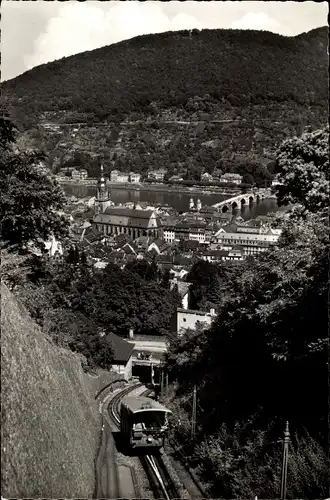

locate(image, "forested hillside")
[[163, 126, 330, 498], [4, 28, 328, 117], [3, 27, 328, 183]]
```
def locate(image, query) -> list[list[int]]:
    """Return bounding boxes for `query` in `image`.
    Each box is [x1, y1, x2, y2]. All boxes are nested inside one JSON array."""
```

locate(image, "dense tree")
[[164, 128, 329, 497], [125, 258, 158, 281], [43, 309, 113, 370], [187, 260, 242, 310], [72, 263, 181, 337], [276, 125, 329, 214], [0, 117, 69, 251], [0, 112, 17, 151], [4, 28, 327, 120]]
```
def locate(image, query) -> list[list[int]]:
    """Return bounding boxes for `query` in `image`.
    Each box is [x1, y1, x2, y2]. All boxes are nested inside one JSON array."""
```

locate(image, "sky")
[[2, 1, 328, 82]]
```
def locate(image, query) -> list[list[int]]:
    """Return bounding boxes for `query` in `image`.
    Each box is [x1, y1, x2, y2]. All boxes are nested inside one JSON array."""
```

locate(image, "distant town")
[[49, 165, 283, 275]]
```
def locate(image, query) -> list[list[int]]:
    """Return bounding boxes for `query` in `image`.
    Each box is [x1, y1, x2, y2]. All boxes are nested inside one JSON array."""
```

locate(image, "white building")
[[213, 225, 281, 256], [171, 308, 217, 336], [163, 227, 176, 243], [110, 170, 130, 183], [220, 173, 243, 185], [188, 229, 206, 244], [129, 172, 141, 183]]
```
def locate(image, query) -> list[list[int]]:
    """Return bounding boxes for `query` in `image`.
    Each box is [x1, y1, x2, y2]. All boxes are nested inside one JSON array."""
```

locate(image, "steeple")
[[95, 164, 111, 214]]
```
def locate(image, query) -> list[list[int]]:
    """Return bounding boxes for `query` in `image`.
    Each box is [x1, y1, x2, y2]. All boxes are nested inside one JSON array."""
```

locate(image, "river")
[[63, 184, 286, 221]]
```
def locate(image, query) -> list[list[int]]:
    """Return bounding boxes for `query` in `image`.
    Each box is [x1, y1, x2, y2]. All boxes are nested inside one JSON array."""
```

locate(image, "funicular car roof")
[[121, 396, 172, 414]]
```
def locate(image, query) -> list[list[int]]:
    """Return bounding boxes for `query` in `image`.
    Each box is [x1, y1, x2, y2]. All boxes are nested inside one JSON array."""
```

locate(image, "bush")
[[194, 425, 330, 499]]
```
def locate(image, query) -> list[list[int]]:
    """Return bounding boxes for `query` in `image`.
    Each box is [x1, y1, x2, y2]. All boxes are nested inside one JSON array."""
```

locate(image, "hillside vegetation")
[[3, 28, 328, 183], [1, 283, 100, 497]]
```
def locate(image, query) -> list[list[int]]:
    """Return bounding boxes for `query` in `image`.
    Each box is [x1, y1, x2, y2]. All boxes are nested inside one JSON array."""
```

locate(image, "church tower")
[[95, 164, 111, 214], [189, 197, 195, 211]]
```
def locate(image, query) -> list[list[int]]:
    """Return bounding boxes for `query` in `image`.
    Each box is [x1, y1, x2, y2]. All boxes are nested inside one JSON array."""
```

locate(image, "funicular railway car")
[[120, 396, 172, 449]]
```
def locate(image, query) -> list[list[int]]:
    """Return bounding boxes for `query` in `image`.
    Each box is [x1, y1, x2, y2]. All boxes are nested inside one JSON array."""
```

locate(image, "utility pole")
[[161, 367, 164, 396], [280, 421, 290, 500], [151, 364, 154, 386], [191, 384, 197, 439], [104, 342, 107, 369], [165, 371, 169, 393]]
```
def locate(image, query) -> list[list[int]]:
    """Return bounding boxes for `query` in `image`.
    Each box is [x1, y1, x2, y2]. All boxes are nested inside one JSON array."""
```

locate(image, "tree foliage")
[[72, 263, 182, 337], [165, 127, 329, 496], [0, 117, 69, 251], [276, 125, 329, 214], [3, 28, 328, 121]]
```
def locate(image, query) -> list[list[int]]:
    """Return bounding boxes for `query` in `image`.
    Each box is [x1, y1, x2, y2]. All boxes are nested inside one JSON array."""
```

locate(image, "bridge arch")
[[221, 204, 229, 213], [248, 195, 254, 204], [240, 197, 246, 207], [232, 201, 238, 210]]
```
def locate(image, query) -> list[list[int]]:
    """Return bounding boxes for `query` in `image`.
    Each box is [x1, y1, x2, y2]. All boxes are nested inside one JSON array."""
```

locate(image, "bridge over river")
[[212, 189, 270, 213]]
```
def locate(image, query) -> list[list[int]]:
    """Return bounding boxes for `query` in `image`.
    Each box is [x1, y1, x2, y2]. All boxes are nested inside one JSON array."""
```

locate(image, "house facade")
[[111, 170, 130, 183], [171, 308, 217, 335], [220, 173, 243, 184], [213, 225, 281, 256], [201, 172, 213, 182], [129, 172, 141, 183], [71, 168, 88, 181], [148, 169, 167, 182]]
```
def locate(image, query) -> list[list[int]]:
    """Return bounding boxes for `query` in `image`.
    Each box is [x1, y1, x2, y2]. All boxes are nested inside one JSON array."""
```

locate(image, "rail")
[[108, 384, 180, 499]]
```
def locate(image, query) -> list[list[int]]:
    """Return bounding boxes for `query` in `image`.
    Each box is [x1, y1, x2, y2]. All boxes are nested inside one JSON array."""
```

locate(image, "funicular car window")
[[133, 411, 165, 429]]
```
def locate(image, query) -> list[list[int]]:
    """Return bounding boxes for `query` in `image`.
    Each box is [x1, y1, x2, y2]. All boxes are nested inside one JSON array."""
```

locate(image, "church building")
[[93, 166, 162, 239]]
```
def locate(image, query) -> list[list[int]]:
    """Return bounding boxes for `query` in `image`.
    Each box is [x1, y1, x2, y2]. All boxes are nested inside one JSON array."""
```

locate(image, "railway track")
[[108, 384, 181, 500]]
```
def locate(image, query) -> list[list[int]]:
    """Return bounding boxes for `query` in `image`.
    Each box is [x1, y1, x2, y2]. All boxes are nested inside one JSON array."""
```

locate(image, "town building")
[[104, 332, 134, 380], [71, 169, 82, 181], [147, 238, 169, 255], [201, 172, 213, 183], [271, 174, 284, 187], [169, 175, 184, 183], [129, 172, 141, 183], [213, 223, 281, 256], [148, 169, 167, 182], [163, 226, 176, 243], [199, 247, 244, 262], [110, 170, 130, 183], [171, 307, 217, 335], [220, 173, 243, 185]]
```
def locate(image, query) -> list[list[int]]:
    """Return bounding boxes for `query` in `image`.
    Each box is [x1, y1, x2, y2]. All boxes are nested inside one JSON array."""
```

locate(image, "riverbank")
[[57, 178, 242, 197]]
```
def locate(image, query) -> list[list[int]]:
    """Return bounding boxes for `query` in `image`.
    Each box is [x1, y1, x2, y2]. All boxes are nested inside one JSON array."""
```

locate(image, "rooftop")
[[170, 280, 191, 298], [105, 332, 134, 363], [104, 207, 155, 219], [177, 308, 215, 317], [121, 396, 172, 414]]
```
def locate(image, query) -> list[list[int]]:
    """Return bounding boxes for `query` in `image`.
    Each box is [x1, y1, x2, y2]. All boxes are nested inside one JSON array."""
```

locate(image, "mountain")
[[1, 283, 99, 497], [3, 27, 328, 184]]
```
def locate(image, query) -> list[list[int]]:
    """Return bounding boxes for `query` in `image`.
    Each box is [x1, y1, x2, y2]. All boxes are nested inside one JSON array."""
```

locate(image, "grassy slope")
[[1, 283, 100, 497]]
